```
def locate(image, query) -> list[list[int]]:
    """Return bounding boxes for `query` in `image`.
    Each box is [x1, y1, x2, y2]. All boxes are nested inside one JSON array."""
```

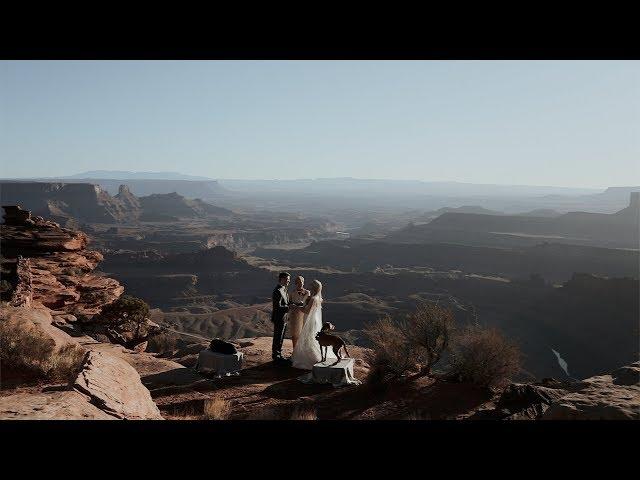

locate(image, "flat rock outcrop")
[[472, 362, 640, 420], [542, 362, 640, 420], [470, 380, 569, 420], [73, 350, 163, 419], [0, 390, 115, 420], [0, 307, 162, 420]]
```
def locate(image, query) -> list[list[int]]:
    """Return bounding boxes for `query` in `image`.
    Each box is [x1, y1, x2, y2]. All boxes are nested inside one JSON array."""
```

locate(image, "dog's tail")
[[343, 342, 350, 358]]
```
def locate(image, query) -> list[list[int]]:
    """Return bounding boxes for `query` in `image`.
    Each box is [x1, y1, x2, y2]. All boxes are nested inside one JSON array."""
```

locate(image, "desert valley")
[[1, 173, 638, 420]]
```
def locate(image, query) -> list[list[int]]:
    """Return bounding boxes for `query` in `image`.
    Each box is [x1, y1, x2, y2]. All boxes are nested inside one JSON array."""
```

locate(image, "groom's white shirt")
[[279, 285, 289, 304]]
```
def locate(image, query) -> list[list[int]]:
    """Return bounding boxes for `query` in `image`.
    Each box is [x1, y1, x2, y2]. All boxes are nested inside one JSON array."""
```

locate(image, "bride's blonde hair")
[[311, 279, 323, 301]]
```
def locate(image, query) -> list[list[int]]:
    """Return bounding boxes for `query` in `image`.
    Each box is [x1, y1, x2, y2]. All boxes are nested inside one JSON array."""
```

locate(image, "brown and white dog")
[[315, 322, 350, 364]]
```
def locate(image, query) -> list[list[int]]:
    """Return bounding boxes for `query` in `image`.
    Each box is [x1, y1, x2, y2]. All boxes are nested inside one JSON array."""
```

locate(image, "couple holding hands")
[[270, 272, 336, 369]]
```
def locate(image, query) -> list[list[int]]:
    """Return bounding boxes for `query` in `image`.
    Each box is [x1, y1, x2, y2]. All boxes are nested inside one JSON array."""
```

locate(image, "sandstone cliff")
[[0, 181, 232, 225], [1, 206, 123, 314], [1, 206, 161, 419]]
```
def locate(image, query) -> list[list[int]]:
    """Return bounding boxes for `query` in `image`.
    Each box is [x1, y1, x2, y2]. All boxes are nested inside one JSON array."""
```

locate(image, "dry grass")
[[146, 333, 180, 354], [404, 410, 433, 420], [47, 343, 87, 382], [0, 317, 87, 384], [203, 397, 232, 420], [450, 325, 521, 389], [290, 406, 317, 420], [169, 403, 201, 419]]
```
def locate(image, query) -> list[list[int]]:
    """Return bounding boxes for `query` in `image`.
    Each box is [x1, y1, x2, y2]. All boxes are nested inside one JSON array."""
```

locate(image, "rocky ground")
[[6, 328, 637, 421]]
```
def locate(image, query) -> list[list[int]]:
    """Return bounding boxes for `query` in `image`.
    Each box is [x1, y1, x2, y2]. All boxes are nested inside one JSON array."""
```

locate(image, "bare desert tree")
[[405, 302, 455, 376]]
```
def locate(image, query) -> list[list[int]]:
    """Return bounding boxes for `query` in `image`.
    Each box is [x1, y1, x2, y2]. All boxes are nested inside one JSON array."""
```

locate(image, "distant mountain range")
[[62, 171, 215, 181], [3, 172, 638, 216], [2, 177, 227, 199], [9, 172, 636, 198], [218, 178, 601, 197]]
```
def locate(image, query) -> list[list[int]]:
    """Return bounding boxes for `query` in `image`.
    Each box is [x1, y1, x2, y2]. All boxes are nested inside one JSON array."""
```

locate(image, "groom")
[[271, 271, 292, 365]]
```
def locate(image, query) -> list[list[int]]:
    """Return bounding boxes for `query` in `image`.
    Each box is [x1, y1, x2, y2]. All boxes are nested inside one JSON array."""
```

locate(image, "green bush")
[[97, 295, 150, 326]]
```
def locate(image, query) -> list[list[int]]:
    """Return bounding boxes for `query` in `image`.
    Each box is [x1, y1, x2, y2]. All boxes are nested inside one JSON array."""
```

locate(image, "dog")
[[315, 322, 350, 365]]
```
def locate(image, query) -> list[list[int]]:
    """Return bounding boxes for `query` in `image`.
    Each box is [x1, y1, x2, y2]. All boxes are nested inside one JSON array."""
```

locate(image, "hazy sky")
[[1, 61, 638, 187]]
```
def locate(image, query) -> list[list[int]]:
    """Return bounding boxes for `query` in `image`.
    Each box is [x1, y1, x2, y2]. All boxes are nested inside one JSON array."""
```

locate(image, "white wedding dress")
[[291, 296, 336, 370]]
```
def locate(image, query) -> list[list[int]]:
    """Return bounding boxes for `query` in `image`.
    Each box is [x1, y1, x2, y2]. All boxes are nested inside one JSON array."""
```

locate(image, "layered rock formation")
[[1, 206, 162, 349], [1, 206, 123, 315], [0, 181, 231, 225], [40, 177, 226, 198], [139, 192, 231, 220], [0, 182, 132, 224]]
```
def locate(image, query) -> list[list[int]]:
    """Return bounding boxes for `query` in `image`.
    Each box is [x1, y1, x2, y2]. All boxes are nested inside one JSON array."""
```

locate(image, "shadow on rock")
[[261, 377, 332, 400]]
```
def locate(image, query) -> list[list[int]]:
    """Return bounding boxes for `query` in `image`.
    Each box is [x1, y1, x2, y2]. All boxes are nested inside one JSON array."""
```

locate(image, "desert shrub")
[[81, 290, 114, 305], [173, 404, 201, 419], [290, 406, 317, 420], [146, 333, 180, 354], [363, 316, 419, 384], [203, 398, 232, 420], [0, 317, 87, 383], [449, 325, 521, 389], [1, 317, 55, 376], [405, 302, 454, 376]]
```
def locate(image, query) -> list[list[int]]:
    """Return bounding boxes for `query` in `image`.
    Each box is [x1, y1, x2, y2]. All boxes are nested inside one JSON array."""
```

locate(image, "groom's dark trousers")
[[271, 285, 289, 359]]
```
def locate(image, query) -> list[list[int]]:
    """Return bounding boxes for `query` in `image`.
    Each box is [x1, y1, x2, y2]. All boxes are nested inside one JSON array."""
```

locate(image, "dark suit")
[[271, 284, 290, 359]]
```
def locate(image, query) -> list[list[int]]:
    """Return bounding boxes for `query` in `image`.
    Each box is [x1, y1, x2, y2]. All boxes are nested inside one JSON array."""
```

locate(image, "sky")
[[1, 60, 638, 188]]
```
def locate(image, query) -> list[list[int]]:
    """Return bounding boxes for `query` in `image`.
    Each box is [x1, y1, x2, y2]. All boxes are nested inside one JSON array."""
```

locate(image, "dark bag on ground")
[[209, 338, 238, 355]]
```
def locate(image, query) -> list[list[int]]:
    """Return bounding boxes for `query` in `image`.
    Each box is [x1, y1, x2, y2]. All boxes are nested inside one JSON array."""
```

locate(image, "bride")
[[290, 279, 336, 370]]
